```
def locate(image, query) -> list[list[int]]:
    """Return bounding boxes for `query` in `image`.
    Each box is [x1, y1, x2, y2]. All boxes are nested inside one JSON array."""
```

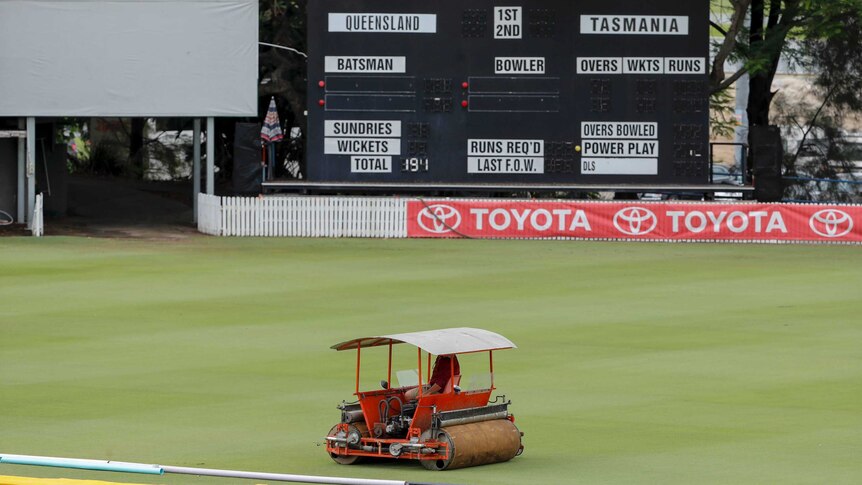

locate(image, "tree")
[[709, 0, 804, 125], [709, 0, 752, 94], [710, 0, 862, 201], [709, 0, 862, 127], [258, 0, 307, 176], [745, 0, 806, 126], [259, 0, 307, 127], [803, 1, 862, 115], [784, 2, 862, 178]]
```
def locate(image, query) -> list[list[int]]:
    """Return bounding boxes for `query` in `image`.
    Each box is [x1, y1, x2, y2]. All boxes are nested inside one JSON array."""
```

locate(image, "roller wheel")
[[420, 429, 451, 471], [327, 424, 368, 465], [330, 452, 363, 465]]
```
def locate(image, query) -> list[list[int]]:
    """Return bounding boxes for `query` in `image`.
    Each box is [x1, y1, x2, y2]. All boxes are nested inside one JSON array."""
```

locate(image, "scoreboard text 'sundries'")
[[307, 0, 710, 186]]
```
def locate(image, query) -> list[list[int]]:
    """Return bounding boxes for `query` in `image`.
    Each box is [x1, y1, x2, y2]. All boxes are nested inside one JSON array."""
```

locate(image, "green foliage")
[[769, 0, 862, 202], [804, 2, 862, 112], [710, 0, 862, 124], [80, 141, 128, 177], [57, 120, 91, 173], [710, 89, 739, 138]]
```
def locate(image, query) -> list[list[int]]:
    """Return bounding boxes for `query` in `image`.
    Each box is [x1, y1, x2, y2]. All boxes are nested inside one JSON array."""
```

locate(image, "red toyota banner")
[[406, 200, 862, 243]]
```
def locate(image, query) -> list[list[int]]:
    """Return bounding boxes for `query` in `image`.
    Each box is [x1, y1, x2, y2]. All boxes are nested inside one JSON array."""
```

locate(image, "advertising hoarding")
[[407, 200, 862, 243]]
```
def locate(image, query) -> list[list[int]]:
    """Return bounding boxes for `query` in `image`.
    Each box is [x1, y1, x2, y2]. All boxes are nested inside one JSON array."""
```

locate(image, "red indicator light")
[[318, 80, 326, 88], [462, 82, 469, 89], [318, 99, 325, 107], [461, 100, 469, 108]]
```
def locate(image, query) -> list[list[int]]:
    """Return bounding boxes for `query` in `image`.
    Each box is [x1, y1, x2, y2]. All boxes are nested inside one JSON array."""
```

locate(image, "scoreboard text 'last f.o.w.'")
[[307, 0, 709, 187]]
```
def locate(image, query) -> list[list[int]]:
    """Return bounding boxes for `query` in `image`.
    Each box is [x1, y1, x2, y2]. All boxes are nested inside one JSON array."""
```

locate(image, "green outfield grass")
[[1, 237, 861, 484]]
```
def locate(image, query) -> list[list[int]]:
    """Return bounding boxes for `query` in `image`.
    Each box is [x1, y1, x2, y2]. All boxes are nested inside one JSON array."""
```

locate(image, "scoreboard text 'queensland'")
[[307, 0, 709, 186]]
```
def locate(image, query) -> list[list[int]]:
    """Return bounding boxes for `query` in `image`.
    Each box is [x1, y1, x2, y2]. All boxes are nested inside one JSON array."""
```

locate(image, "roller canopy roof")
[[331, 327, 516, 355]]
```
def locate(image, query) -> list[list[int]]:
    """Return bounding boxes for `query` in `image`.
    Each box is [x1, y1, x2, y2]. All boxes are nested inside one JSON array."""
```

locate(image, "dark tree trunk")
[[748, 75, 776, 127], [747, 0, 771, 126], [129, 117, 145, 170], [747, 0, 800, 126]]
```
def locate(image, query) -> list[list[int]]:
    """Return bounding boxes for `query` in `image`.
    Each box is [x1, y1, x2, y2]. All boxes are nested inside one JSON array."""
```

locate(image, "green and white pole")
[[0, 453, 448, 485], [0, 454, 162, 475]]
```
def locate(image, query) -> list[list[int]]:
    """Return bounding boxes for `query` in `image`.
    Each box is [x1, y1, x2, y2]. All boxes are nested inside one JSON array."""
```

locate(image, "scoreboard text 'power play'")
[[307, 0, 709, 187]]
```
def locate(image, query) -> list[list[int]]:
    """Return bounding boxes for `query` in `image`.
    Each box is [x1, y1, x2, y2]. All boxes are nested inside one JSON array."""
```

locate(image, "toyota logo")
[[809, 209, 853, 238], [417, 204, 462, 234], [614, 207, 658, 236]]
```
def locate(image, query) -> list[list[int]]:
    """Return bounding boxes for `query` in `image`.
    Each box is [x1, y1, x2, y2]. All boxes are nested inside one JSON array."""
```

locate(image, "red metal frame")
[[490, 350, 494, 389], [387, 341, 392, 388], [327, 344, 503, 463], [354, 342, 361, 394]]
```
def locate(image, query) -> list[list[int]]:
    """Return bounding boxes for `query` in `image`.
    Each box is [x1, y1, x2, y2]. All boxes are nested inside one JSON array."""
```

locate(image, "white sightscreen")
[[0, 0, 258, 117]]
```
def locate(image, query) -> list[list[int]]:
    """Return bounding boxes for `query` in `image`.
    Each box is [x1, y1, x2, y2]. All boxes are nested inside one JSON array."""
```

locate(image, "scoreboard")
[[306, 0, 709, 187]]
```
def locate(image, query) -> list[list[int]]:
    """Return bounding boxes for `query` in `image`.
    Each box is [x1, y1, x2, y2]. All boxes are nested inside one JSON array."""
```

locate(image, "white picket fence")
[[197, 192, 222, 235], [197, 194, 407, 238], [29, 193, 43, 237]]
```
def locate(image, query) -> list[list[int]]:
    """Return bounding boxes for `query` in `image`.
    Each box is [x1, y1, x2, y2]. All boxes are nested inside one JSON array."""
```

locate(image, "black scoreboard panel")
[[307, 0, 709, 186]]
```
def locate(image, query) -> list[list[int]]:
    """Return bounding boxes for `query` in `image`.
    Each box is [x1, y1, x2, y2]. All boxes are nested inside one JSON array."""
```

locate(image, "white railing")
[[197, 194, 407, 238], [29, 193, 43, 237]]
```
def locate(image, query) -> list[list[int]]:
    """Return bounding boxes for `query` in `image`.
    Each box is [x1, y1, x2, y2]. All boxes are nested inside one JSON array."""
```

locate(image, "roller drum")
[[421, 419, 522, 470]]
